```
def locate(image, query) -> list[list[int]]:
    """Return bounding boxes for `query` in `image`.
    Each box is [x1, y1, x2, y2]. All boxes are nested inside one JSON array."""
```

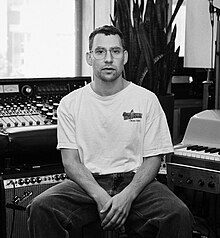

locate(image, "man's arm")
[[101, 155, 162, 230], [61, 148, 111, 214], [123, 155, 161, 199]]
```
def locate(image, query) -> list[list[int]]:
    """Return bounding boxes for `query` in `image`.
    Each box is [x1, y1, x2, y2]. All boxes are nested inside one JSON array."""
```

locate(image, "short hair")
[[89, 25, 126, 51]]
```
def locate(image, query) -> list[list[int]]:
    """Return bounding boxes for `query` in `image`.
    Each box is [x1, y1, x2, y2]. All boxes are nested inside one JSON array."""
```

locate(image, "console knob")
[[18, 179, 24, 185], [208, 181, 215, 188], [60, 174, 66, 180], [198, 179, 205, 186], [30, 177, 36, 184], [54, 174, 60, 181], [48, 99, 53, 105], [24, 178, 30, 184], [53, 103, 59, 109], [36, 96, 42, 102], [36, 177, 42, 183], [46, 112, 53, 119], [52, 117, 57, 124], [21, 85, 32, 97], [48, 106, 53, 113], [36, 103, 43, 110], [41, 107, 48, 115], [186, 178, 193, 184]]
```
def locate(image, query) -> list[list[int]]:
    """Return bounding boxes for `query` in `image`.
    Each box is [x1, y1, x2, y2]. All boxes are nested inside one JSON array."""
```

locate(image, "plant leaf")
[[167, 0, 184, 32], [112, 0, 182, 95]]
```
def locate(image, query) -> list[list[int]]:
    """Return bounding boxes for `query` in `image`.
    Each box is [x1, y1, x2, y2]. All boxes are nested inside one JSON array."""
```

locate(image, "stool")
[[103, 230, 124, 238], [83, 221, 128, 238]]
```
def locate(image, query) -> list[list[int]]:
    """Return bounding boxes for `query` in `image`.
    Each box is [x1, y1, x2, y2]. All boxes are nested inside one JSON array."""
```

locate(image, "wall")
[[184, 0, 220, 68]]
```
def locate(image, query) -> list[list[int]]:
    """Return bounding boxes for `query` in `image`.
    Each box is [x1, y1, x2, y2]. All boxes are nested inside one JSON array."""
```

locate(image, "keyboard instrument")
[[167, 110, 220, 193]]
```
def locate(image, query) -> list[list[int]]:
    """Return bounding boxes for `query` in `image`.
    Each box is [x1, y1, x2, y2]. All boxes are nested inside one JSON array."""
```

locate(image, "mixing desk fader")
[[0, 77, 91, 171]]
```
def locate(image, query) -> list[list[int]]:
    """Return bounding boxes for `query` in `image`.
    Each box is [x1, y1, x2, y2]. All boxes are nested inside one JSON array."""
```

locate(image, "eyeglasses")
[[90, 47, 124, 60]]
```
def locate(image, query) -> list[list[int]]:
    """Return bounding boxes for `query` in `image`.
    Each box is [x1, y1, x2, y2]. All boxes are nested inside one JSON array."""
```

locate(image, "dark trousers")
[[27, 173, 194, 238]]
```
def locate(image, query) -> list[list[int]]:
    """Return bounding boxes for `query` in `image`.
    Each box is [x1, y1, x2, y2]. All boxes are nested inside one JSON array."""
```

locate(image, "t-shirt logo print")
[[122, 109, 142, 122]]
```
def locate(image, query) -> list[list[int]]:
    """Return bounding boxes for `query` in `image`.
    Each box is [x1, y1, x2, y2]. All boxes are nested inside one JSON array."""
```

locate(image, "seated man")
[[27, 25, 194, 238]]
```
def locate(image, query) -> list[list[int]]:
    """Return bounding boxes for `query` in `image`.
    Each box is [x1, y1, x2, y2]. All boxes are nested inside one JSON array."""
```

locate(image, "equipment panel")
[[0, 77, 90, 129], [0, 77, 91, 171]]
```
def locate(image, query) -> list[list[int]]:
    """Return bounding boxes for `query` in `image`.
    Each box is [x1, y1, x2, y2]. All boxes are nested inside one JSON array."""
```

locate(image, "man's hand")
[[98, 155, 161, 231], [96, 193, 112, 222], [99, 188, 134, 231]]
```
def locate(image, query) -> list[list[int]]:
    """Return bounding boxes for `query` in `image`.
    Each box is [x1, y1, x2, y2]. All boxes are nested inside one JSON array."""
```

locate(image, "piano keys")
[[167, 110, 220, 193], [174, 145, 220, 162]]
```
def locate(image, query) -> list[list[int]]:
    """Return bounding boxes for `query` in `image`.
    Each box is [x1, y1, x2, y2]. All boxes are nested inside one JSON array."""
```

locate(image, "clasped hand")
[[99, 189, 133, 231]]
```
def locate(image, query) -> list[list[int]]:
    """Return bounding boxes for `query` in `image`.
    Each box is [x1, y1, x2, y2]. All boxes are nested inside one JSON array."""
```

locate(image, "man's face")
[[87, 33, 128, 83]]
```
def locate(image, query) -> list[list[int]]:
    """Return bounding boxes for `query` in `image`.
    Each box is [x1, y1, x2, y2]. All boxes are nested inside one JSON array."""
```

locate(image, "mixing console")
[[0, 77, 91, 171], [0, 77, 90, 130]]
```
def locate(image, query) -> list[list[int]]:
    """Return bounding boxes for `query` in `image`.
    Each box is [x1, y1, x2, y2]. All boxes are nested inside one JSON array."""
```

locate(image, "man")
[[27, 25, 194, 237]]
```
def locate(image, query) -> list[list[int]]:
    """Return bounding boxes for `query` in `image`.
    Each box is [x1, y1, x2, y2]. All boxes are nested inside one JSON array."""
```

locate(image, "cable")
[[9, 181, 15, 238], [210, 15, 214, 70]]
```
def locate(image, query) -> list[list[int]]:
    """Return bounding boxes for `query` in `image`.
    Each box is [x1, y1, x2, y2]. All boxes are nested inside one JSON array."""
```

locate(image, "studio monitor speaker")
[[0, 168, 65, 238]]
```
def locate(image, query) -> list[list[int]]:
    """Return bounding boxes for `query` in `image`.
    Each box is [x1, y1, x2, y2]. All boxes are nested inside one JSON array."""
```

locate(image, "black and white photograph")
[[0, 0, 220, 237]]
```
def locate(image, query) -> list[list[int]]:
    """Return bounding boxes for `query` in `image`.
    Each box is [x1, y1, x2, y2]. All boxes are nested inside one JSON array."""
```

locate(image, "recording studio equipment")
[[0, 132, 10, 168], [0, 77, 90, 129], [0, 77, 91, 171], [167, 110, 220, 193], [5, 125, 61, 171], [0, 166, 66, 238]]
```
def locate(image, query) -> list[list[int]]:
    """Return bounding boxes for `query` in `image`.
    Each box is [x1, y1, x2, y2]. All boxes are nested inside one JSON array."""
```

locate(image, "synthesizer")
[[0, 77, 91, 172], [167, 110, 220, 193]]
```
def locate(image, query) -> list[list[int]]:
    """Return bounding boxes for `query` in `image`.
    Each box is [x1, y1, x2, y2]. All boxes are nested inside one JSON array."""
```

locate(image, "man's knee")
[[27, 192, 52, 221], [169, 199, 194, 232]]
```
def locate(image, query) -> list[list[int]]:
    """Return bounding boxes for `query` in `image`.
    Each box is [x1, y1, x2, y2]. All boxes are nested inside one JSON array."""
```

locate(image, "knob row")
[[4, 173, 67, 189]]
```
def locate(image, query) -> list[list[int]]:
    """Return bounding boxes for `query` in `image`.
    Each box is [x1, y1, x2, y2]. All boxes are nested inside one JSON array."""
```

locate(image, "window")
[[0, 0, 76, 78]]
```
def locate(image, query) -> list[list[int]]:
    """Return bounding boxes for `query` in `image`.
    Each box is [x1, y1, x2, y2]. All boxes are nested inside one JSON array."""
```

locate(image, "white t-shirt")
[[57, 82, 173, 175]]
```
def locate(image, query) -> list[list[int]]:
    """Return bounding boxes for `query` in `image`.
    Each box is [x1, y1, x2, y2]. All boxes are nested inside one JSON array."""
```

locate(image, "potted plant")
[[111, 0, 184, 136]]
